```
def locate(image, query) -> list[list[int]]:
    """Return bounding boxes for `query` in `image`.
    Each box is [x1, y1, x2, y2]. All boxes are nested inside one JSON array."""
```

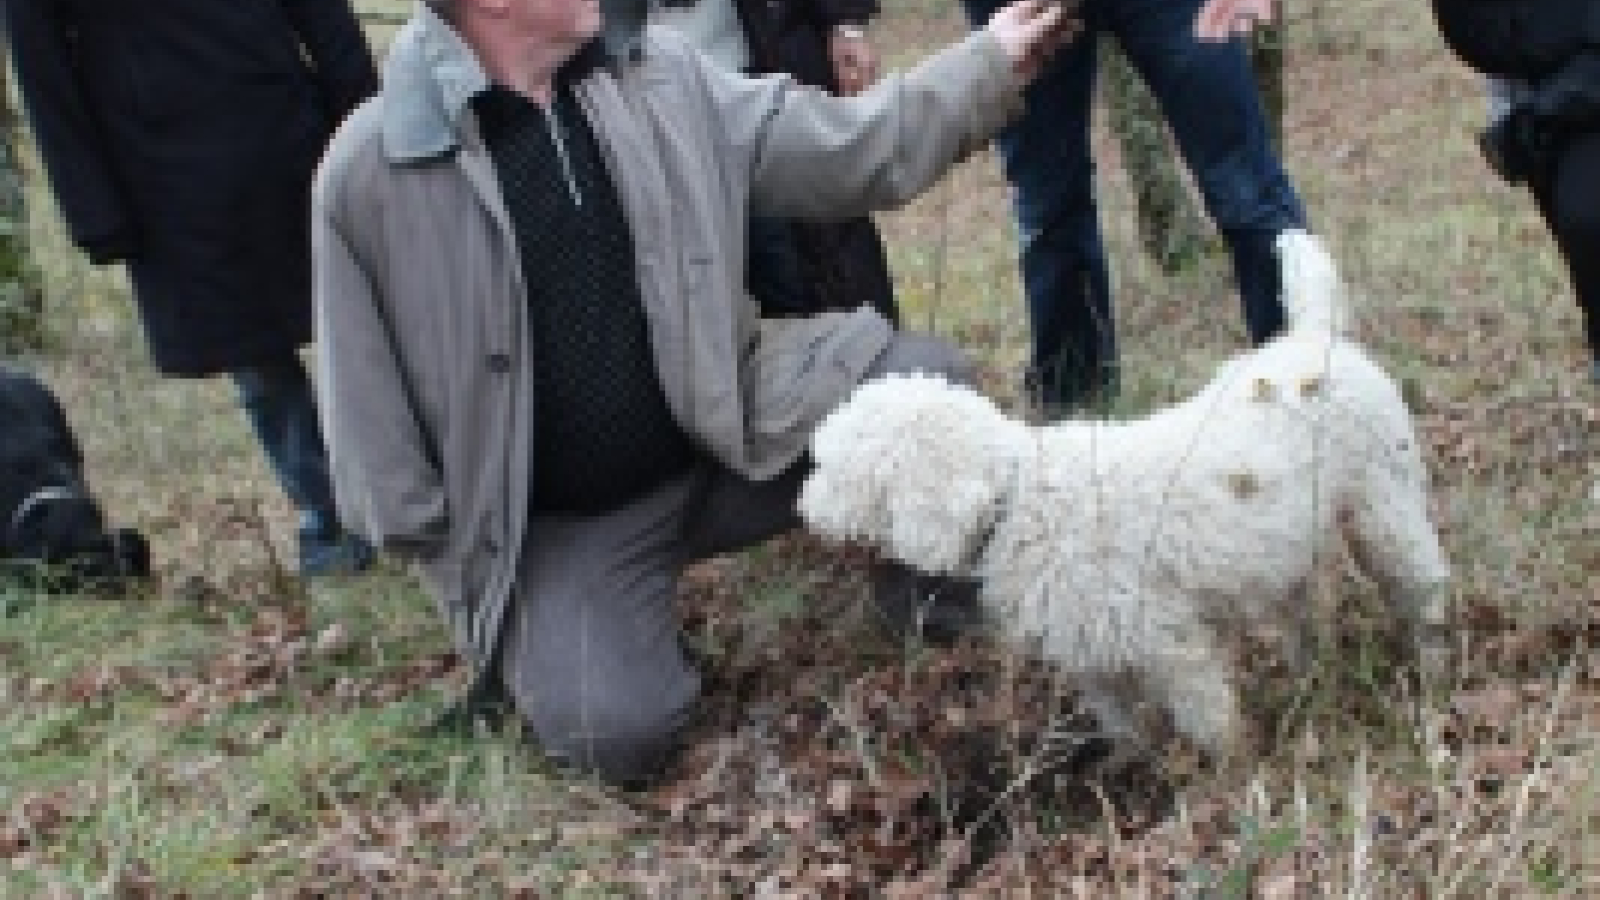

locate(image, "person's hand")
[[985, 0, 1081, 82], [829, 26, 880, 96], [1195, 0, 1277, 41]]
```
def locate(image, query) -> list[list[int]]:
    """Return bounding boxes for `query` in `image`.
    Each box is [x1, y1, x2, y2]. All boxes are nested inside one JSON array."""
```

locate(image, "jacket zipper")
[[541, 104, 584, 207]]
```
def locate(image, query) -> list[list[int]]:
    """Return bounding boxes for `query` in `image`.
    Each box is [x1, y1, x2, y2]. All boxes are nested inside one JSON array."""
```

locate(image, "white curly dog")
[[799, 231, 1452, 759]]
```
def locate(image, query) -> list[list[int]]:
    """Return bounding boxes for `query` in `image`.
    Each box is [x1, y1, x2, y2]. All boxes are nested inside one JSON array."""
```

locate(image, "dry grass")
[[2, 0, 1595, 896]]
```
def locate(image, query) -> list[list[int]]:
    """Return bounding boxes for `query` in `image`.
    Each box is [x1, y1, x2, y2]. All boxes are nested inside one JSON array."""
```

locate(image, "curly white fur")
[[799, 231, 1452, 759]]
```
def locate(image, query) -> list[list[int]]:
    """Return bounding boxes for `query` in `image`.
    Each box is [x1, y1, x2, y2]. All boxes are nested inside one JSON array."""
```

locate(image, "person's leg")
[[1110, 0, 1307, 344], [499, 475, 705, 786], [232, 356, 372, 575], [793, 219, 902, 327], [746, 214, 822, 318], [1535, 130, 1600, 380], [964, 0, 1115, 412], [499, 333, 988, 786]]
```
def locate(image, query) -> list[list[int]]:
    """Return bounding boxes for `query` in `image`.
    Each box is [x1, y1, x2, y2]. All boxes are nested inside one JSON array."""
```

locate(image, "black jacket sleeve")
[[1430, 0, 1596, 79], [276, 0, 379, 122], [3, 0, 138, 258], [1528, 50, 1600, 130]]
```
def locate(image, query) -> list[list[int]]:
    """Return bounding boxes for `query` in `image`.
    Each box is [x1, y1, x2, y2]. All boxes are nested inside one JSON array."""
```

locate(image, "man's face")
[[508, 0, 602, 48]]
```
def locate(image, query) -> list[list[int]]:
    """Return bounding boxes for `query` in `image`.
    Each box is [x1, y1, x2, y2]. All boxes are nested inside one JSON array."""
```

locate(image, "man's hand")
[[986, 0, 1082, 81], [1195, 0, 1277, 41], [829, 26, 880, 96]]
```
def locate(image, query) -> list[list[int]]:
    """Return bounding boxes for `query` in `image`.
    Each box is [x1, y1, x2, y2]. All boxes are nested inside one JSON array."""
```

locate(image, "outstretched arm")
[[726, 0, 1077, 218]]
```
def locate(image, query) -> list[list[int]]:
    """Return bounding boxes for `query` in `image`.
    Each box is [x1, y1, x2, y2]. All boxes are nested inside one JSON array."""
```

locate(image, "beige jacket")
[[312, 7, 1023, 665]]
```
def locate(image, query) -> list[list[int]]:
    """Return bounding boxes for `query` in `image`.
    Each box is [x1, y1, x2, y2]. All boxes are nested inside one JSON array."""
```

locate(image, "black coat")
[[735, 0, 879, 89], [1432, 0, 1600, 181], [4, 0, 377, 376], [733, 0, 901, 324], [1430, 0, 1598, 79]]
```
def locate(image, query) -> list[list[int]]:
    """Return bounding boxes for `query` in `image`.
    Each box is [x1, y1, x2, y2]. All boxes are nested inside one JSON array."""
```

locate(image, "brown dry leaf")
[[1472, 746, 1530, 779], [1450, 684, 1523, 724], [1257, 873, 1303, 900], [314, 621, 352, 656], [105, 859, 164, 900], [506, 874, 544, 898], [0, 826, 29, 859]]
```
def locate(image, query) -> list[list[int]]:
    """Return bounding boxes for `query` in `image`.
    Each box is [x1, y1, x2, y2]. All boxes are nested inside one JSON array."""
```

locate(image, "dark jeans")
[[231, 356, 338, 535], [962, 0, 1307, 407], [746, 214, 822, 318]]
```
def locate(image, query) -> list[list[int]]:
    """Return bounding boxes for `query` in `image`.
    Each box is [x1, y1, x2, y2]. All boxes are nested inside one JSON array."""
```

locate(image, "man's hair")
[[424, 0, 456, 13]]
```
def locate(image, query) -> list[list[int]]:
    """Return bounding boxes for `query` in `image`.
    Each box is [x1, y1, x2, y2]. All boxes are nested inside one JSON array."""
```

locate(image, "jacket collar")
[[380, 6, 619, 163]]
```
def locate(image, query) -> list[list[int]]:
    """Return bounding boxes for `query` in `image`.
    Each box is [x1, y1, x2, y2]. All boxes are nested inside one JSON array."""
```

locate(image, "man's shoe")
[[298, 526, 375, 577]]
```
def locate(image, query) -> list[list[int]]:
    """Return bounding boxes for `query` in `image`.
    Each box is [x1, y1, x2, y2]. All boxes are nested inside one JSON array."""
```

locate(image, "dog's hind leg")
[[1142, 641, 1245, 763], [1343, 491, 1453, 683], [1285, 578, 1324, 676], [1073, 671, 1172, 774], [1077, 673, 1148, 747]]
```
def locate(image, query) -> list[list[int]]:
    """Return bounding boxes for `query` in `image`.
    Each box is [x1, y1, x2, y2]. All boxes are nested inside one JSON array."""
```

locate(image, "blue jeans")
[[963, 0, 1307, 407], [232, 357, 338, 536]]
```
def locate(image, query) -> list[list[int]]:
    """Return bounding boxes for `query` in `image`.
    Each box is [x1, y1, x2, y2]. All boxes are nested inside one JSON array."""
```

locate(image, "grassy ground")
[[3, 0, 1596, 896]]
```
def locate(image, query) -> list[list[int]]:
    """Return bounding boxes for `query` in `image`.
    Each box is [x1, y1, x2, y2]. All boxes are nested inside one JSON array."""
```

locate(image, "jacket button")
[[487, 352, 511, 373]]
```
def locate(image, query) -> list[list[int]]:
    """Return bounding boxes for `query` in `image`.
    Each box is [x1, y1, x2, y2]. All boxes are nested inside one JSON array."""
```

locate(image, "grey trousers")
[[498, 333, 973, 783]]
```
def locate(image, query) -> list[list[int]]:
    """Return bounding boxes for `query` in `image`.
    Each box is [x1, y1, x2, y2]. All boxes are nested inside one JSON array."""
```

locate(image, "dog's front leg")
[[1073, 672, 1163, 774], [1395, 579, 1454, 687]]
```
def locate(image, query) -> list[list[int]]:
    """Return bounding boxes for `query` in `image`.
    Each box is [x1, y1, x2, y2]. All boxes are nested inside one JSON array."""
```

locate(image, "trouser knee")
[[525, 691, 694, 786]]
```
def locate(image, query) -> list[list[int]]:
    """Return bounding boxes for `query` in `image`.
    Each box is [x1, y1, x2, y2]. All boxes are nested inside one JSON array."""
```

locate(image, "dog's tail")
[[1275, 229, 1354, 339]]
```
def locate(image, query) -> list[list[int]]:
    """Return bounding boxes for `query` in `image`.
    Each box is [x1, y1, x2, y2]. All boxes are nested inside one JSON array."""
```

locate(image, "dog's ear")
[[797, 461, 884, 544], [801, 373, 1018, 570], [798, 378, 909, 544]]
